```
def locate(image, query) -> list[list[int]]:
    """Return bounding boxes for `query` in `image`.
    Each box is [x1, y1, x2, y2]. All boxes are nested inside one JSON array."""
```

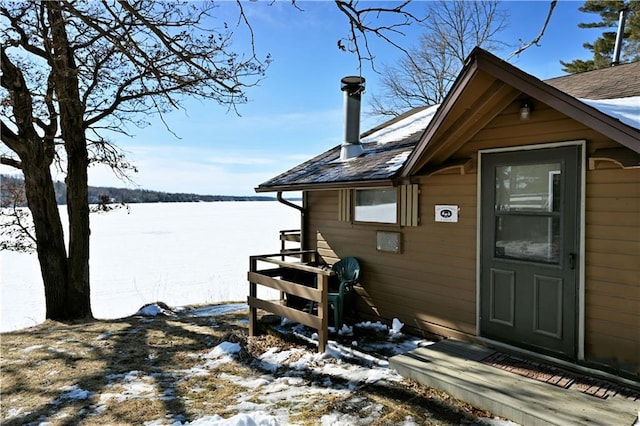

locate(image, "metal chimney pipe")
[[340, 76, 365, 161], [612, 8, 628, 66]]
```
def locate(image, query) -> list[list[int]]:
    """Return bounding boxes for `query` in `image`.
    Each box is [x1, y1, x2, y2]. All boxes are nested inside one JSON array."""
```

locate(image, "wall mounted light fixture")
[[519, 101, 534, 120]]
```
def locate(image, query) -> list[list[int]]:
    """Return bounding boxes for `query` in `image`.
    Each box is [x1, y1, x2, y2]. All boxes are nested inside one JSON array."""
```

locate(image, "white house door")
[[480, 146, 581, 359]]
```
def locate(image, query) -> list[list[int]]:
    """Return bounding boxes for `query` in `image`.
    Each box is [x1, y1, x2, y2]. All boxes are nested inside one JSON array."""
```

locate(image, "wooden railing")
[[279, 229, 301, 258], [248, 250, 333, 352]]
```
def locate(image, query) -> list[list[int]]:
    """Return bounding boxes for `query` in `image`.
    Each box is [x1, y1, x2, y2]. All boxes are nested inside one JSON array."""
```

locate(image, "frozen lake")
[[1, 202, 300, 332]]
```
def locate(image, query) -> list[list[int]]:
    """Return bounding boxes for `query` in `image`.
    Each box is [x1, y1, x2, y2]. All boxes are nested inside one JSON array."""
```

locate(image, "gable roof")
[[256, 48, 640, 193], [401, 48, 640, 177]]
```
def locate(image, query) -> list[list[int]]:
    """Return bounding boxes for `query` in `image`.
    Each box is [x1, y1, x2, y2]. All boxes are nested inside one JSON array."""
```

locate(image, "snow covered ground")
[[1, 202, 300, 332]]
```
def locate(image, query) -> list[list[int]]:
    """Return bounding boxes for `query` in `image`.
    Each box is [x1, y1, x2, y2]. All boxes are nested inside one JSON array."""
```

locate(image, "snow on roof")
[[580, 96, 640, 130], [361, 104, 440, 145]]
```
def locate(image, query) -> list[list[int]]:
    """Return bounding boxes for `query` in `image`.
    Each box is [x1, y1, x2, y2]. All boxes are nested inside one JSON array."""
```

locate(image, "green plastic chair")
[[328, 257, 360, 330]]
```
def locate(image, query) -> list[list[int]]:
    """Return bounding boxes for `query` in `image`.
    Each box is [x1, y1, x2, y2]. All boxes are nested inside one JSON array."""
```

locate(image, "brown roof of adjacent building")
[[545, 61, 640, 99]]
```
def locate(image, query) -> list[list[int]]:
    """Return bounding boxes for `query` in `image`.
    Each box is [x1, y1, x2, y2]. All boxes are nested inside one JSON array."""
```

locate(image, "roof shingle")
[[544, 61, 640, 99]]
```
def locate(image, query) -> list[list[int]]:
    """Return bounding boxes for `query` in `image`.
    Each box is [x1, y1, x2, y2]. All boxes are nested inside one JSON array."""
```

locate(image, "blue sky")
[[4, 1, 606, 196]]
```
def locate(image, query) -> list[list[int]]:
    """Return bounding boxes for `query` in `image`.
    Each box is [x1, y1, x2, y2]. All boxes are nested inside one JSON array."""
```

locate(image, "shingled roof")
[[256, 50, 639, 193], [255, 105, 439, 192], [545, 61, 640, 99]]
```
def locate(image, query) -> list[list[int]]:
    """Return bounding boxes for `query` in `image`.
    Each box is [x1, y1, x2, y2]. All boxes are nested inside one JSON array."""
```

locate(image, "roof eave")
[[255, 178, 397, 193]]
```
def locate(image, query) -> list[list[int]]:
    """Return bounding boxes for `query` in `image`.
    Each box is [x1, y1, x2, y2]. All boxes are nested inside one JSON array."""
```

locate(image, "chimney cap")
[[341, 76, 365, 91]]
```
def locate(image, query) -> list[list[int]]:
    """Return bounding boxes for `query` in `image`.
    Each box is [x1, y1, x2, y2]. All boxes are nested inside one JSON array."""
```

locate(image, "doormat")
[[481, 352, 640, 401]]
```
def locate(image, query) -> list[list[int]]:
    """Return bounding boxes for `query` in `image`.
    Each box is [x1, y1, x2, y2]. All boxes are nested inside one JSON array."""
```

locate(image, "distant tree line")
[[1, 175, 276, 206]]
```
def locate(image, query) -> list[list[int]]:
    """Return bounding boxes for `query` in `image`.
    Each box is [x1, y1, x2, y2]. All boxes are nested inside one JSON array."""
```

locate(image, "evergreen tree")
[[561, 1, 640, 73]]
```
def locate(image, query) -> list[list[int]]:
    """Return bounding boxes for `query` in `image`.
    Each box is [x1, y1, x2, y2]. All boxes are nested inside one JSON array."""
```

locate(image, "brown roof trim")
[[400, 48, 640, 177], [475, 52, 640, 151], [254, 179, 396, 193]]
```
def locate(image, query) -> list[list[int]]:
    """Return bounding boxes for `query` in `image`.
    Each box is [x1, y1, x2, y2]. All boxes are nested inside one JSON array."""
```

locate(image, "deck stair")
[[389, 339, 639, 426]]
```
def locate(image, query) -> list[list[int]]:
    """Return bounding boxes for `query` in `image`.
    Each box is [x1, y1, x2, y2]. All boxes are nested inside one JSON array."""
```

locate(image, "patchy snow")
[[385, 150, 412, 172], [580, 96, 640, 130], [185, 303, 248, 317], [136, 303, 172, 317], [22, 344, 44, 353], [56, 385, 92, 403], [176, 413, 280, 426], [1, 301, 517, 426], [389, 318, 404, 339], [135, 314, 510, 426], [361, 104, 440, 145], [355, 320, 390, 333]]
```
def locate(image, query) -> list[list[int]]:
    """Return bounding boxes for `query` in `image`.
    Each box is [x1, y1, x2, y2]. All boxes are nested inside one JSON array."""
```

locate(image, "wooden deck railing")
[[279, 229, 301, 258], [248, 250, 333, 352]]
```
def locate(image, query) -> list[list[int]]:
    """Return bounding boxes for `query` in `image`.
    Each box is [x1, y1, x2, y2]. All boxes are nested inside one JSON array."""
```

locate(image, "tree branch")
[[0, 156, 23, 169], [333, 0, 426, 71], [507, 0, 557, 60]]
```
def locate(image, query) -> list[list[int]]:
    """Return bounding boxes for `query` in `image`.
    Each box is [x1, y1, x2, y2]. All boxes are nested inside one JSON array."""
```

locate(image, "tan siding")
[[305, 174, 478, 340], [301, 108, 639, 374], [588, 280, 639, 299], [584, 167, 640, 372], [456, 104, 620, 158], [585, 332, 639, 372]]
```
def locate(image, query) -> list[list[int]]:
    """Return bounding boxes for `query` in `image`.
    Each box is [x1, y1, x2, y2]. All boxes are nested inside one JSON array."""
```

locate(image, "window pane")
[[496, 163, 561, 212], [495, 215, 560, 263], [355, 188, 397, 223]]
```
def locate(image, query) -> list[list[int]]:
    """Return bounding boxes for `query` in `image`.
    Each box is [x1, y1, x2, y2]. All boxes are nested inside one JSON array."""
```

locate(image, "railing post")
[[317, 273, 329, 352], [249, 256, 258, 337]]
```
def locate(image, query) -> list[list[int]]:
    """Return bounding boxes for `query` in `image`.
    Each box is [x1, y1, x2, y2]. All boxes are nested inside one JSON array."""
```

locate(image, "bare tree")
[[1, 0, 423, 322], [1, 0, 270, 321], [369, 0, 508, 117]]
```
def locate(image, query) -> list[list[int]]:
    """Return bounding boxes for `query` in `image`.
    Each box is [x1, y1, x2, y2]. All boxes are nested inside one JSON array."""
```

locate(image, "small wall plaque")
[[376, 231, 401, 253], [435, 205, 459, 223]]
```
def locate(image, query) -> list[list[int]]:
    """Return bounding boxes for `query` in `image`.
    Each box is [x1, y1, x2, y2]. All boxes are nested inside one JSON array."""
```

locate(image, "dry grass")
[[1, 306, 496, 425]]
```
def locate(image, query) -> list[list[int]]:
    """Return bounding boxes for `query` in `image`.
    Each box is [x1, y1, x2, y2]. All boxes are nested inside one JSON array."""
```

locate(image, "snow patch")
[[22, 344, 44, 353], [361, 104, 440, 145], [201, 341, 242, 369], [136, 302, 173, 317], [385, 151, 412, 172], [580, 96, 640, 130], [57, 385, 92, 402], [355, 320, 388, 332], [182, 412, 279, 425], [389, 318, 404, 339]]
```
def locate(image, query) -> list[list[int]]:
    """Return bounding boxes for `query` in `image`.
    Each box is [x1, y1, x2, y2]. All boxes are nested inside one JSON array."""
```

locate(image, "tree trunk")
[[47, 2, 93, 320], [22, 160, 70, 319], [64, 132, 92, 319], [1, 45, 73, 320]]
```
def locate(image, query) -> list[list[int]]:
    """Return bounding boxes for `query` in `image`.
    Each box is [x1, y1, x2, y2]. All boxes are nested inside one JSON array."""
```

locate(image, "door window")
[[494, 163, 561, 264]]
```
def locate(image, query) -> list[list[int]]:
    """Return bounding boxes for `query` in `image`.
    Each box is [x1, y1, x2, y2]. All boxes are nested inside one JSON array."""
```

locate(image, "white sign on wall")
[[435, 205, 459, 223]]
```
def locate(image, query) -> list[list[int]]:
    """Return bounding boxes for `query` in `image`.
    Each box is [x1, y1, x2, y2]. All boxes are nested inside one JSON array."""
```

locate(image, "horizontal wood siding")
[[584, 167, 640, 372], [456, 103, 620, 160], [460, 103, 639, 373], [306, 174, 478, 339], [301, 102, 638, 375]]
